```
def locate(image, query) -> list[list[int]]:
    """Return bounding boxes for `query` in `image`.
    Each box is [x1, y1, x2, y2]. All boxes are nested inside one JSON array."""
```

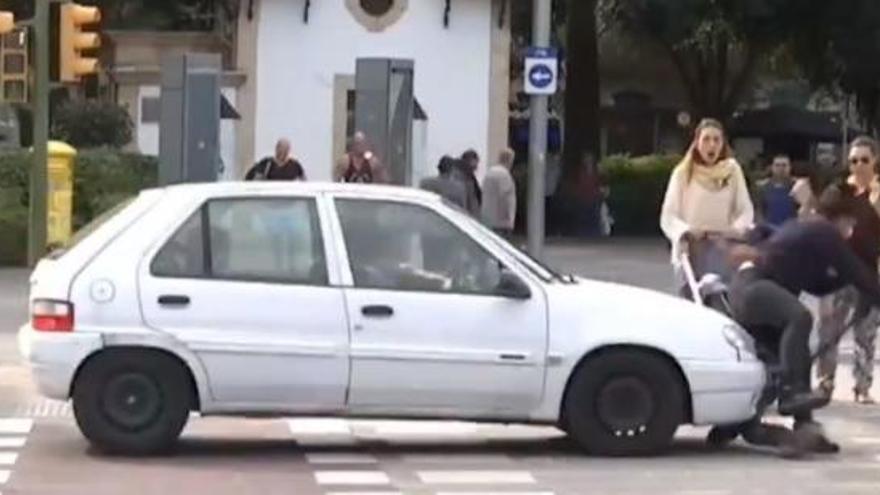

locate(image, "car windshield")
[[48, 196, 136, 259], [443, 200, 567, 283]]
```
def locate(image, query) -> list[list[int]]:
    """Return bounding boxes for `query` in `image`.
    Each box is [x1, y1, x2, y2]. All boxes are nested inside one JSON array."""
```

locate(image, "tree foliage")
[[51, 99, 133, 149], [600, 0, 801, 121], [787, 0, 880, 133]]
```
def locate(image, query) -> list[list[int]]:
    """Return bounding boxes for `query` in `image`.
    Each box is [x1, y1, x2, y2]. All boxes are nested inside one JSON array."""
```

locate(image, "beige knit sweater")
[[660, 159, 755, 265]]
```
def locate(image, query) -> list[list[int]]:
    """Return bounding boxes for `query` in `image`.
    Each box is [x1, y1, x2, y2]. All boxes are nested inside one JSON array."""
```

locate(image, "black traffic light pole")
[[27, 0, 52, 267]]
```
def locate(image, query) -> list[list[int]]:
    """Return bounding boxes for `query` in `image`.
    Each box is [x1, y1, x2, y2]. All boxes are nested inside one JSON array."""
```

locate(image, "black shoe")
[[707, 425, 741, 447], [794, 420, 841, 454], [778, 390, 831, 416]]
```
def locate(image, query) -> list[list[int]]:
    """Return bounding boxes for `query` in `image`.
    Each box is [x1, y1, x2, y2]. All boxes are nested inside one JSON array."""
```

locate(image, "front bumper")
[[681, 358, 766, 425], [17, 325, 103, 401]]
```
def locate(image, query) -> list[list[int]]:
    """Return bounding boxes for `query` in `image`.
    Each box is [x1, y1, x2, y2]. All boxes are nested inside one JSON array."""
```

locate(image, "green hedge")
[[600, 154, 681, 235], [0, 149, 158, 266]]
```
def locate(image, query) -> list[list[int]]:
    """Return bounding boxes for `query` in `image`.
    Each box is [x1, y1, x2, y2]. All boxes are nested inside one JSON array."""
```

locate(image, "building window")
[[141, 97, 160, 123], [346, 0, 407, 32]]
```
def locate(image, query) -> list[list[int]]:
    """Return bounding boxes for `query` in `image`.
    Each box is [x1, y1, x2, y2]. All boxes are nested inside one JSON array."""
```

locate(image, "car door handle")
[[361, 305, 394, 318], [158, 295, 190, 307]]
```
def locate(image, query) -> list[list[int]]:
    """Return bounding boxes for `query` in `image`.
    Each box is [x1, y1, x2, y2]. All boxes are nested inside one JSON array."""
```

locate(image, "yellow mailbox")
[[46, 141, 77, 247]]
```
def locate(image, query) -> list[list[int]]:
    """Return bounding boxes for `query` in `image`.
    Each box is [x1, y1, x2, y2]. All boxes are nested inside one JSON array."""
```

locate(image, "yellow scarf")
[[690, 158, 737, 191]]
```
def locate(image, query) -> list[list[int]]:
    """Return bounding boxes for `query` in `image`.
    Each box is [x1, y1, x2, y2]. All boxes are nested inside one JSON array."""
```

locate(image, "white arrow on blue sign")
[[524, 46, 558, 95]]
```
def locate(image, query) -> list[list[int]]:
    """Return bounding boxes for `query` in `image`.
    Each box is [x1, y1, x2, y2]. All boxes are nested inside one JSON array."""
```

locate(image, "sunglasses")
[[850, 156, 873, 165]]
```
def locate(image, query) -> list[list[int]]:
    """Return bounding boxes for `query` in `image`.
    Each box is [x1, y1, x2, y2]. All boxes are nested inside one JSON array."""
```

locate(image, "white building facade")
[[234, 0, 511, 181]]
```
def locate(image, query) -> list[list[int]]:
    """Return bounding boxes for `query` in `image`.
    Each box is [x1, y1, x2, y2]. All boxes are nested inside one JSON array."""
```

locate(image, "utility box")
[[159, 53, 222, 185], [355, 58, 415, 186], [46, 141, 76, 248]]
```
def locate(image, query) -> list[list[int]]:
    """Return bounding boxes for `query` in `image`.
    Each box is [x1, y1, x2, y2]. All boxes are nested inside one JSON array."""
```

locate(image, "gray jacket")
[[481, 165, 517, 229]]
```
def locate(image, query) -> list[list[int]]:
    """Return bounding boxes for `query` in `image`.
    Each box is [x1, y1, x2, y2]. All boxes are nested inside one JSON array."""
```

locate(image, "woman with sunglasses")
[[816, 136, 880, 404]]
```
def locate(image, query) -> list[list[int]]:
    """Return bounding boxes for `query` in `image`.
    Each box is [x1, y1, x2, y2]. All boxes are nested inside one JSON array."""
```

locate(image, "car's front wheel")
[[563, 349, 686, 456], [72, 350, 192, 456]]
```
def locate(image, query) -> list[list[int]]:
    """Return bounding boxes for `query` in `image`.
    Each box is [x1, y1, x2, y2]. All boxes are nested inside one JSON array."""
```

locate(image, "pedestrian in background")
[[481, 148, 517, 237], [660, 118, 754, 294], [335, 131, 389, 184], [245, 138, 306, 181], [816, 136, 880, 405], [455, 149, 483, 216], [756, 154, 798, 227], [420, 155, 467, 209]]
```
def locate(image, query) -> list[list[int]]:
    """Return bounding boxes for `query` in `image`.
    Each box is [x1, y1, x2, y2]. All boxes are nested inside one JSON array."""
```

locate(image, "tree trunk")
[[556, 0, 601, 237], [562, 0, 601, 178]]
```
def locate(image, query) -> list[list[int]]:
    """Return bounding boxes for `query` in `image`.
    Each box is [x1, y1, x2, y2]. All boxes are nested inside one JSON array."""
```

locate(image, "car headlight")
[[722, 323, 757, 362]]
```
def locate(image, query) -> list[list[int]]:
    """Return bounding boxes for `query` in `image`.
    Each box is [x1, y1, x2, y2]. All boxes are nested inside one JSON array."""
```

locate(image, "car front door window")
[[335, 199, 503, 294]]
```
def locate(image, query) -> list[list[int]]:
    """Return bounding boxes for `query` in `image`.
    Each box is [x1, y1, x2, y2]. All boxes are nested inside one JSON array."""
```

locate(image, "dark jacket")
[[245, 157, 306, 181], [451, 163, 481, 216], [821, 180, 880, 272], [420, 175, 468, 209], [756, 219, 880, 306]]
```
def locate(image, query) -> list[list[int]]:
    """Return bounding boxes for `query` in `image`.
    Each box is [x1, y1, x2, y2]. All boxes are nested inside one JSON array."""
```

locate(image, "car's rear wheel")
[[72, 350, 192, 456], [563, 350, 686, 456]]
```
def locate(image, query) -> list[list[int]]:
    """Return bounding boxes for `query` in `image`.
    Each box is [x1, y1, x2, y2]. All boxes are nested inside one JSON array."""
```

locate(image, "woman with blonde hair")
[[660, 118, 755, 291]]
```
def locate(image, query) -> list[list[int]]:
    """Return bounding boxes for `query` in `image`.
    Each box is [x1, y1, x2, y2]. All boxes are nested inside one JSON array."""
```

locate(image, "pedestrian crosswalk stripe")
[[288, 418, 351, 435], [435, 492, 554, 495], [417, 470, 536, 484], [403, 453, 513, 465], [325, 493, 401, 495], [370, 420, 478, 436], [0, 439, 25, 449], [852, 436, 880, 445], [0, 419, 32, 435], [325, 492, 401, 495], [0, 470, 8, 484], [0, 454, 16, 466], [314, 470, 391, 485], [306, 453, 378, 464]]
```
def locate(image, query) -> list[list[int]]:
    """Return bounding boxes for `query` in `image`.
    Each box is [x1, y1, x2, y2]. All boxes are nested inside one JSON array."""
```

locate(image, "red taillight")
[[31, 300, 74, 332]]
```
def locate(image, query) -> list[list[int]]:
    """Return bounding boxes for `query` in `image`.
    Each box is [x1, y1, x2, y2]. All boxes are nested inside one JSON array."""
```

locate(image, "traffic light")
[[0, 11, 14, 34], [59, 3, 101, 82]]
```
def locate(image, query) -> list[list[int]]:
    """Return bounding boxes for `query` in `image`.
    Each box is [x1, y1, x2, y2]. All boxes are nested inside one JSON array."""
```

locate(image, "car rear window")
[[47, 197, 136, 259]]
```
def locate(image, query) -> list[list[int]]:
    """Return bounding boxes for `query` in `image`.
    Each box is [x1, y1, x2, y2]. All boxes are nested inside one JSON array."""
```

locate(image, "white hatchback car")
[[19, 182, 764, 456]]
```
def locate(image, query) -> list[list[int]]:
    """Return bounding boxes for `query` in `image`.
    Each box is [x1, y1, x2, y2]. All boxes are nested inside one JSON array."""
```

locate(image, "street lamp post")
[[28, 0, 51, 267], [527, 0, 552, 259]]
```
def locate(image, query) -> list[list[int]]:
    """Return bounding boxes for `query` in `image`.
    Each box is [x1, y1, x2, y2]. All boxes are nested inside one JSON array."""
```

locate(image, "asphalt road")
[[3, 410, 880, 495]]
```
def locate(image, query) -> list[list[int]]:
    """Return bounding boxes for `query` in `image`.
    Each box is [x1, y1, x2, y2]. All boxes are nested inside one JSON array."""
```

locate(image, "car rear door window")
[[151, 197, 327, 285], [151, 210, 205, 278]]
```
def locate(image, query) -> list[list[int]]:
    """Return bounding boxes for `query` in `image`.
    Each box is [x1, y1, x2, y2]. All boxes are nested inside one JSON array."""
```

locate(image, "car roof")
[[145, 181, 444, 203]]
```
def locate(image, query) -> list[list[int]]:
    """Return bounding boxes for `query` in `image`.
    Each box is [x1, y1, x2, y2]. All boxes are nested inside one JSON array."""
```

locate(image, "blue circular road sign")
[[528, 64, 554, 89]]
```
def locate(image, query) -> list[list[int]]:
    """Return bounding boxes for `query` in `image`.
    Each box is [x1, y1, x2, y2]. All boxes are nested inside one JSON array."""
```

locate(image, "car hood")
[[544, 277, 744, 362]]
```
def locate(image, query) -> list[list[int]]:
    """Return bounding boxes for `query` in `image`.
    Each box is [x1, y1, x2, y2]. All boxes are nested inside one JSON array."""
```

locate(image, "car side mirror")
[[495, 270, 531, 300]]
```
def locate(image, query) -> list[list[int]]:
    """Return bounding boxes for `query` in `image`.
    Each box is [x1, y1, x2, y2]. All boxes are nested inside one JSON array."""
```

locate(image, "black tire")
[[72, 350, 192, 456], [563, 350, 686, 456]]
